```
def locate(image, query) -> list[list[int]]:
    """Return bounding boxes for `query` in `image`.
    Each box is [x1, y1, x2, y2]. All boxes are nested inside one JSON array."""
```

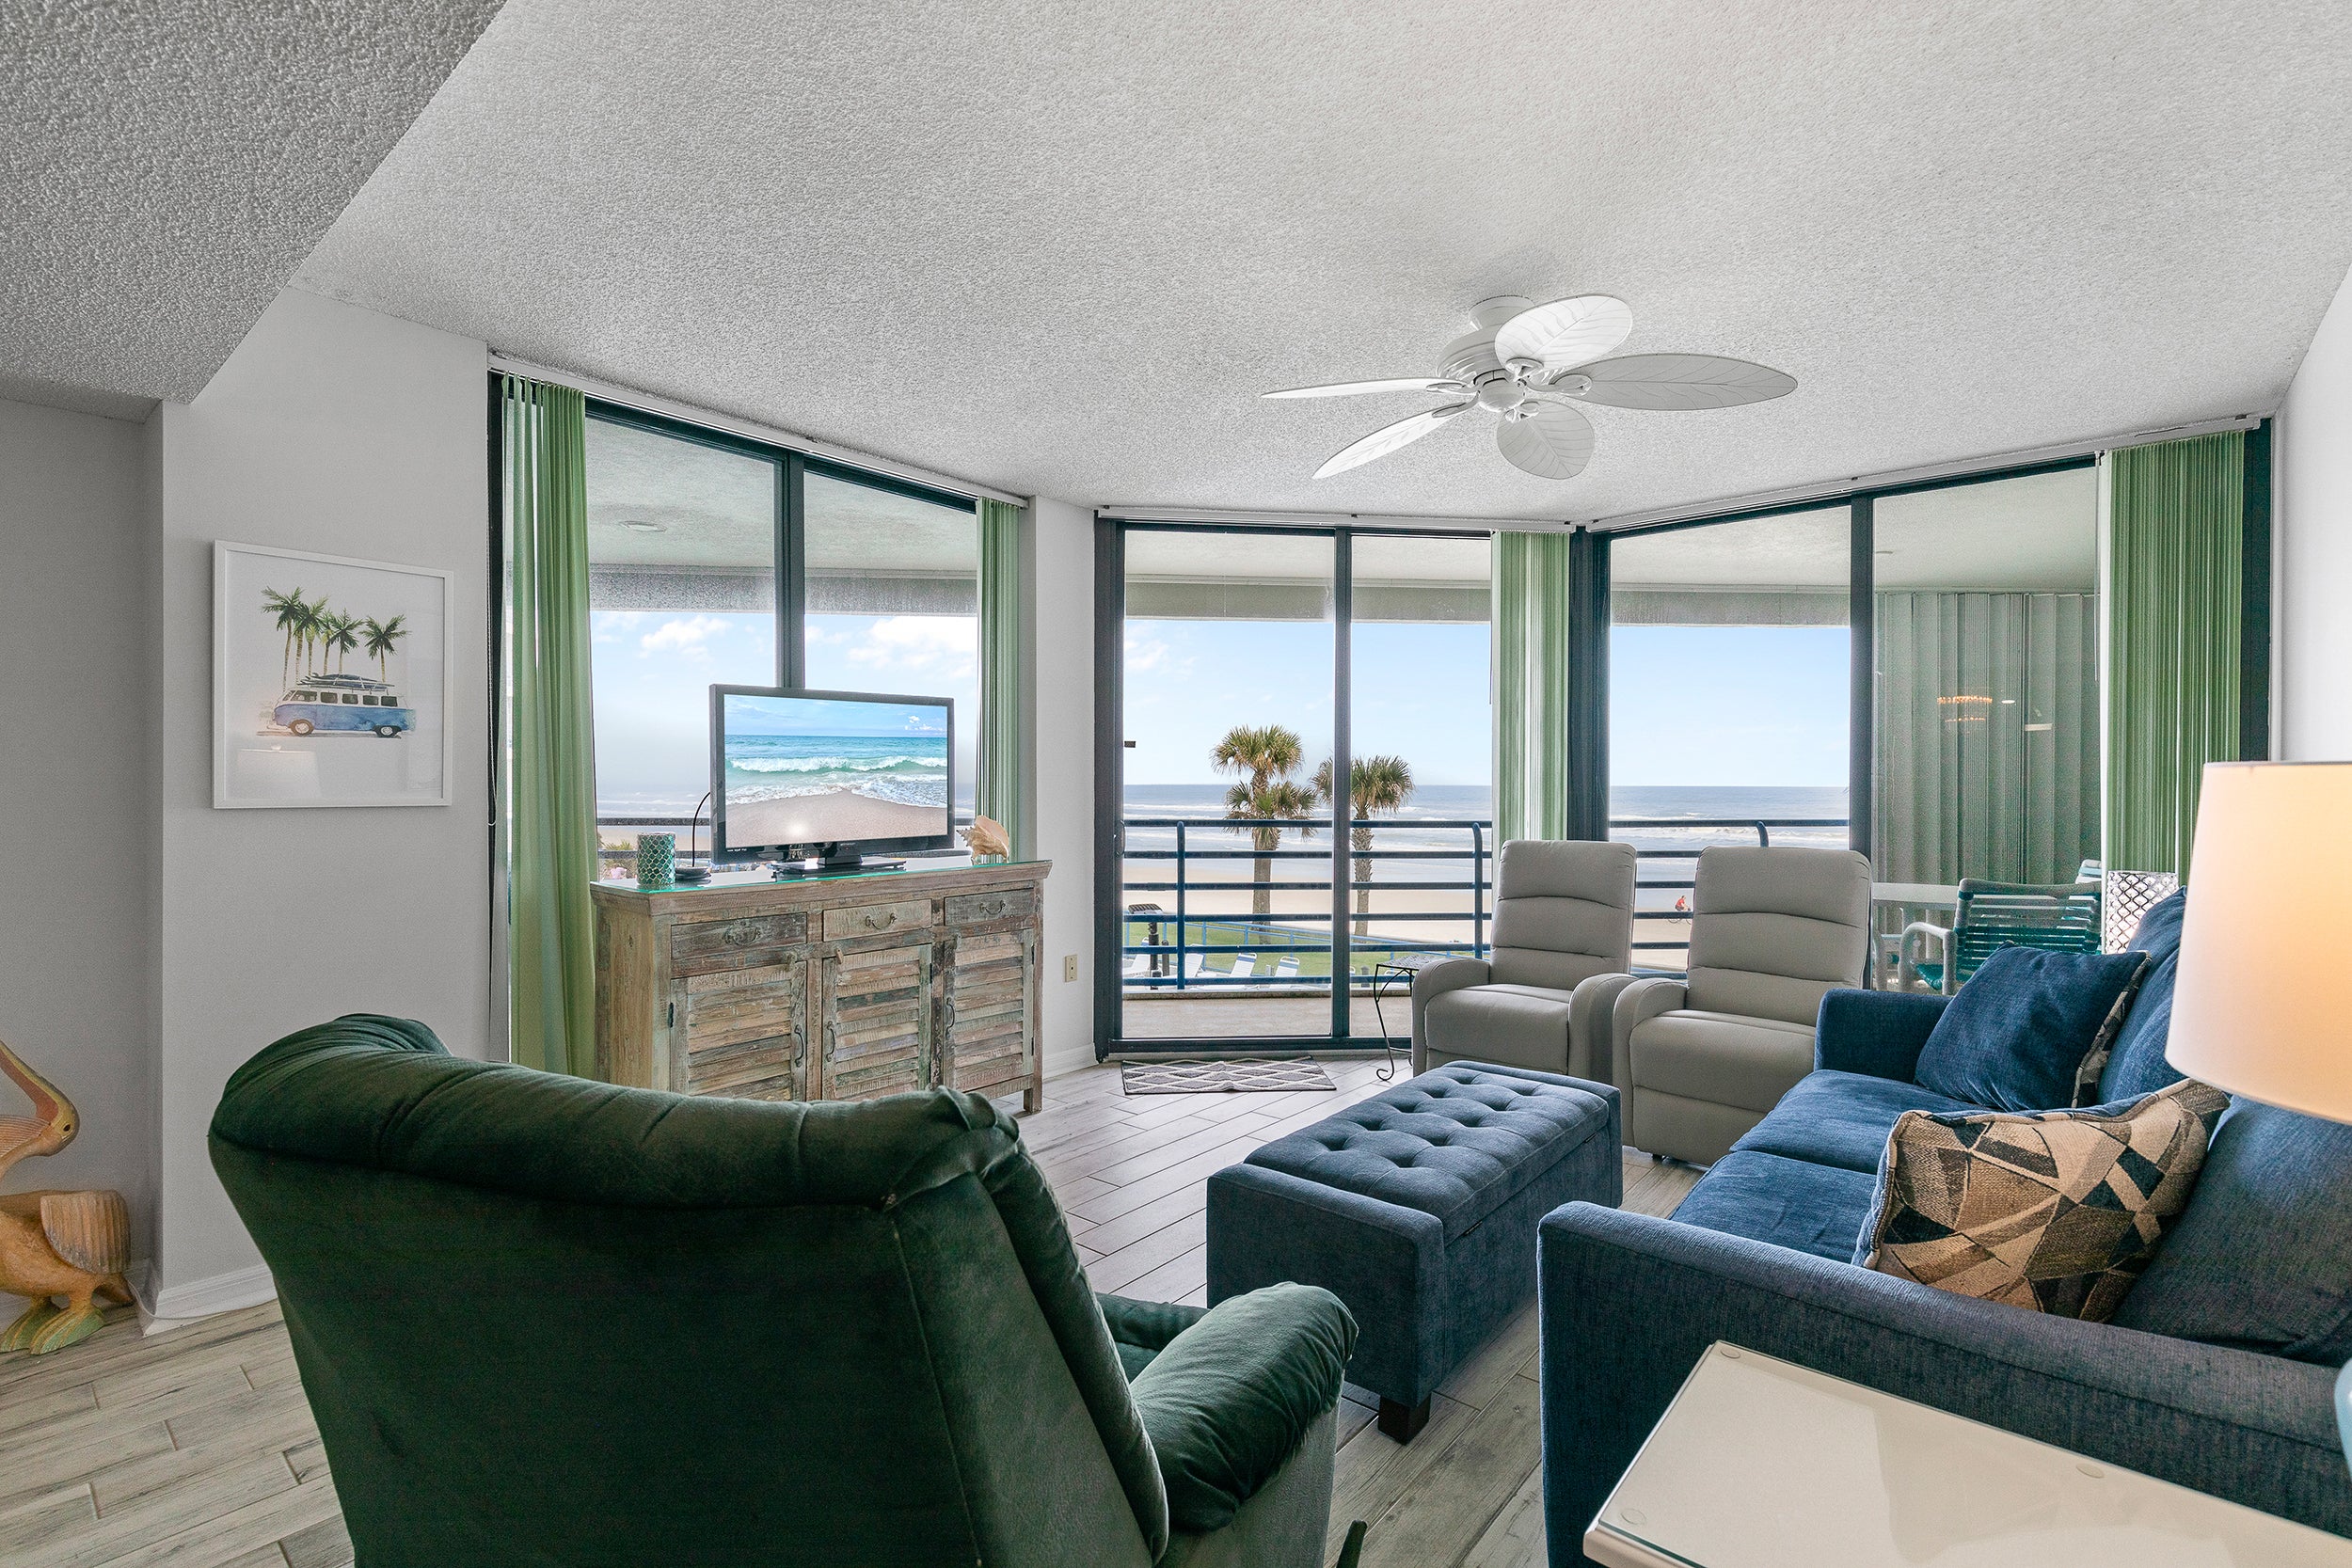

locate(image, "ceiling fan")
[[1264, 294, 1796, 481]]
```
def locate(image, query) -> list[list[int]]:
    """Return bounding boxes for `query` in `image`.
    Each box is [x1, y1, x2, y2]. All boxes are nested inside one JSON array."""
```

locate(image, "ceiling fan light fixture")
[[1266, 294, 1795, 482]]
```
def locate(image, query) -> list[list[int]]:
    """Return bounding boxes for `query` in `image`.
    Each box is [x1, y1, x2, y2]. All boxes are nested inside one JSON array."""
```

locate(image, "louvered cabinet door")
[[817, 942, 935, 1101], [944, 929, 1036, 1097], [668, 960, 805, 1101]]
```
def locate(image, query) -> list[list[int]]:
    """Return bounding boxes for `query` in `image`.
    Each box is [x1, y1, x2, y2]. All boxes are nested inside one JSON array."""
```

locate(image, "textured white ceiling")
[[0, 0, 503, 405], [292, 0, 2352, 522]]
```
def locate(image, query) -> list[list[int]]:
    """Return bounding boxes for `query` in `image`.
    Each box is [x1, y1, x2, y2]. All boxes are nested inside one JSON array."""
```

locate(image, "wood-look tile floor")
[[0, 1058, 1696, 1568]]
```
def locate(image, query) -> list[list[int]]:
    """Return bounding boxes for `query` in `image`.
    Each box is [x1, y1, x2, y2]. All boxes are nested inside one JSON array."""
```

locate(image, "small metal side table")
[[1368, 951, 1447, 1082]]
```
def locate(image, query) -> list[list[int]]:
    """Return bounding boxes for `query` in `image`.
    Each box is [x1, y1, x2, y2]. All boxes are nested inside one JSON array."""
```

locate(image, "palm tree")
[[324, 610, 362, 673], [361, 614, 407, 682], [1213, 724, 1313, 918], [291, 598, 328, 678], [1314, 755, 1417, 935], [261, 588, 309, 686]]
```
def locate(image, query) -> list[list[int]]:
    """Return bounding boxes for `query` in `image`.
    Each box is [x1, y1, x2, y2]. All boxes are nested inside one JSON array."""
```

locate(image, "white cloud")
[[1125, 635, 1171, 672], [846, 616, 977, 677], [640, 615, 731, 661]]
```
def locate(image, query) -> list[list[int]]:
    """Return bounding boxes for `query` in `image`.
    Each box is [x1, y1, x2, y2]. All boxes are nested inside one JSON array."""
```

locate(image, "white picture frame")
[[213, 541, 453, 808]]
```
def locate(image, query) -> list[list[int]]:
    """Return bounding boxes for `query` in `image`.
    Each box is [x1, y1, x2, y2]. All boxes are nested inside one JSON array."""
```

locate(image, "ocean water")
[[723, 733, 949, 809]]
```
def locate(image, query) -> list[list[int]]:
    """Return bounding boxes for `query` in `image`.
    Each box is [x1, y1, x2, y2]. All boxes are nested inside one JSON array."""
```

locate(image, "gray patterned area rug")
[[1120, 1057, 1336, 1095]]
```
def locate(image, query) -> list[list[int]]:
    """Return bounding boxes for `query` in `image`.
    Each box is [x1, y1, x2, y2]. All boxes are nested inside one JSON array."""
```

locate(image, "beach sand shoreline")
[[727, 788, 946, 847]]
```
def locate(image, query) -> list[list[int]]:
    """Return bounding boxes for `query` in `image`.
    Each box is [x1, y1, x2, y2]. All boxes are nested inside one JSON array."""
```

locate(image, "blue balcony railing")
[[1120, 815, 1848, 990]]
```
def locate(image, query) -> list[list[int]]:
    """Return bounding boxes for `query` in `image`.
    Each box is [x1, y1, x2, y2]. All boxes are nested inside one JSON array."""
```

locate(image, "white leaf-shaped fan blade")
[[1264, 377, 1468, 400], [1496, 402, 1595, 481], [1565, 354, 1796, 410], [1493, 295, 1633, 372], [1313, 404, 1470, 479]]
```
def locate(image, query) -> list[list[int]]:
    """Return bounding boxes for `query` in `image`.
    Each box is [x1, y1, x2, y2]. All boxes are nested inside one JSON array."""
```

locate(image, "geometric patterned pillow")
[[1855, 1077, 2232, 1322]]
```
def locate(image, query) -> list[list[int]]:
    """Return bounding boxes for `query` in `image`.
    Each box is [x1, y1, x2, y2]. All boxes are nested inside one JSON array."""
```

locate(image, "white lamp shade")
[[2167, 761, 2352, 1122]]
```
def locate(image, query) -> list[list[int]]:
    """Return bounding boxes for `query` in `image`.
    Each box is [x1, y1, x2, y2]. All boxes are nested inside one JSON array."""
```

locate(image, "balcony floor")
[[1121, 990, 1402, 1041]]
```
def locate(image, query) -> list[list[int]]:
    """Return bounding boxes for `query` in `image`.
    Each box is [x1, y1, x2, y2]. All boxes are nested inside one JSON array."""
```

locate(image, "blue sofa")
[[1538, 891, 2352, 1563]]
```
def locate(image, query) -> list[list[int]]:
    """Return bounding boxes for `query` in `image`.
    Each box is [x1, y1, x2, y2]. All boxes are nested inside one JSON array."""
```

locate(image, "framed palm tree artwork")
[[213, 542, 452, 808]]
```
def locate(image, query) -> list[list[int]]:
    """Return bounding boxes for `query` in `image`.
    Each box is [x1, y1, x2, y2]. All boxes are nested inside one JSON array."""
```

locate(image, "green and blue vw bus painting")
[[272, 673, 414, 737]]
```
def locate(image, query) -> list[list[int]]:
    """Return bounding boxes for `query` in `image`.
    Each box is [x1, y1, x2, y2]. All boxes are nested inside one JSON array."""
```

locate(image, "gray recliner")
[[1613, 845, 1871, 1164], [1409, 840, 1638, 1082]]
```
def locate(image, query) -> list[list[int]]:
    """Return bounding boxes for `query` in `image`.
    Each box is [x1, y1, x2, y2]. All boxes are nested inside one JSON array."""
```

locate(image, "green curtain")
[[2107, 432, 2244, 879], [1874, 591, 2100, 886], [975, 498, 1028, 858], [502, 375, 599, 1076], [1492, 531, 1573, 842]]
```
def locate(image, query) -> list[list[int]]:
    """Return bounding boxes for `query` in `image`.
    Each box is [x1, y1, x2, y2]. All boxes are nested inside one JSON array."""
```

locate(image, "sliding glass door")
[[1104, 522, 1489, 1052], [1120, 529, 1336, 1041], [1348, 533, 1494, 990], [1608, 509, 1852, 970]]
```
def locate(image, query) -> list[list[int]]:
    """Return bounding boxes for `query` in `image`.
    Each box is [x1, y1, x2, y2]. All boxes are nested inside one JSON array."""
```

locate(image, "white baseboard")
[[140, 1262, 276, 1336], [1042, 1041, 1099, 1082]]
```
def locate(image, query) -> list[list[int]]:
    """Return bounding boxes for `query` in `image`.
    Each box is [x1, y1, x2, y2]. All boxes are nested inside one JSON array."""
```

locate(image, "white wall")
[[2279, 262, 2352, 762], [0, 397, 159, 1285], [150, 289, 491, 1318], [1030, 497, 1098, 1077]]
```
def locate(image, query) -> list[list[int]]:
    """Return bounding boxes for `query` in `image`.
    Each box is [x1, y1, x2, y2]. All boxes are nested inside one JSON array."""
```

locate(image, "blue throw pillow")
[[1912, 947, 2150, 1111], [2108, 1099, 2352, 1363]]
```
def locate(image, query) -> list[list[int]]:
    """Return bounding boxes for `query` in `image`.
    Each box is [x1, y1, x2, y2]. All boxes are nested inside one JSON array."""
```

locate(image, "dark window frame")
[[1095, 429, 2274, 1057], [1095, 515, 1493, 1057], [580, 398, 977, 691], [1603, 452, 2104, 862]]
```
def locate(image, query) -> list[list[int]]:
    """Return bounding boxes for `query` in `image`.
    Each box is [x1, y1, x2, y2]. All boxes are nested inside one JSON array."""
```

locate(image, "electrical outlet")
[[1062, 954, 1078, 982]]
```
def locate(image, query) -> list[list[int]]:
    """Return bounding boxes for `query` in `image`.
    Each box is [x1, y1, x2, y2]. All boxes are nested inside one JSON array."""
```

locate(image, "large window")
[[1872, 469, 2101, 887], [1597, 463, 2107, 977], [583, 405, 977, 876], [1609, 509, 1852, 970], [803, 471, 979, 820]]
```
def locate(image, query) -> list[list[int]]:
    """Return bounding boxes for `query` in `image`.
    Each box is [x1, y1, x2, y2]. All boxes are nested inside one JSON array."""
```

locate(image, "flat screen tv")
[[709, 687, 955, 868]]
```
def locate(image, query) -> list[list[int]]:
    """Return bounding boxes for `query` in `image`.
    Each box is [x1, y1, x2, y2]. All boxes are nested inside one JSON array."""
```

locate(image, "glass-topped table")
[[1587, 1343, 2352, 1567]]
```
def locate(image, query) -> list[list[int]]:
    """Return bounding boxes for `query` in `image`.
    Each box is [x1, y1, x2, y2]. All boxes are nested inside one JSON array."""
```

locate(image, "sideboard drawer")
[[672, 912, 810, 974], [946, 886, 1034, 926], [822, 898, 935, 943]]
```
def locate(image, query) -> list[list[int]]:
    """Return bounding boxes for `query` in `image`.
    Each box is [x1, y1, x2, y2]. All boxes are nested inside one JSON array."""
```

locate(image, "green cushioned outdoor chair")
[[210, 1016, 1358, 1568]]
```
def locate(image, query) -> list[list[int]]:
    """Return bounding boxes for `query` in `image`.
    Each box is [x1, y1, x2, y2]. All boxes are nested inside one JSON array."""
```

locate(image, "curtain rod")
[[486, 351, 1027, 508], [1583, 411, 2265, 532], [1096, 505, 1563, 533]]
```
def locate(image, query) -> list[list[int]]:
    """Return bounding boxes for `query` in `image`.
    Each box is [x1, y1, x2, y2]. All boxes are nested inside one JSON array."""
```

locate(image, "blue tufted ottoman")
[[1204, 1062, 1619, 1441]]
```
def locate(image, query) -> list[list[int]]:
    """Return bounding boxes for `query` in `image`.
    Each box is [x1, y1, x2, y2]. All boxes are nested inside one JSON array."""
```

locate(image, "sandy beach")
[[727, 788, 946, 847]]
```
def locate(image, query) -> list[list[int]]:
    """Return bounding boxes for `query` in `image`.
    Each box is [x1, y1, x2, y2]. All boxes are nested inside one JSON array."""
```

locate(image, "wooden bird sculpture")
[[0, 1036, 130, 1355], [961, 814, 1012, 863]]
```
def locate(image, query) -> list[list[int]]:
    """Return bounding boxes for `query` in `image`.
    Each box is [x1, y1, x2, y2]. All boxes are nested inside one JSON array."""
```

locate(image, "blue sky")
[[1125, 618, 1849, 787], [591, 607, 1851, 810], [725, 694, 947, 736]]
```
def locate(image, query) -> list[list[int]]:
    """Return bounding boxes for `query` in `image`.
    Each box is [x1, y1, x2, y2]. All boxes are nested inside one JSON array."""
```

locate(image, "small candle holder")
[[635, 832, 676, 888]]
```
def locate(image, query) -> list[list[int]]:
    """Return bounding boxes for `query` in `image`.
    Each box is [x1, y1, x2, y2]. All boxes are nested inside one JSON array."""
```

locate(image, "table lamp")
[[2162, 760, 2352, 1474]]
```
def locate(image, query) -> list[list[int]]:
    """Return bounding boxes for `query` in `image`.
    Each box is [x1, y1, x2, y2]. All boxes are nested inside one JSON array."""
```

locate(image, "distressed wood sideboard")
[[591, 859, 1049, 1112]]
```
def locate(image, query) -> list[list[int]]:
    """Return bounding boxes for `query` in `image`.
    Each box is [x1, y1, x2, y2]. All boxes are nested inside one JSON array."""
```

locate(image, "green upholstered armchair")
[[210, 1017, 1356, 1568]]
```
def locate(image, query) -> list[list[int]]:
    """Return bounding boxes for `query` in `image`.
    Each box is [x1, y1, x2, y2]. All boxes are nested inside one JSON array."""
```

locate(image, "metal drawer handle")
[[976, 897, 1008, 917], [862, 910, 898, 930]]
